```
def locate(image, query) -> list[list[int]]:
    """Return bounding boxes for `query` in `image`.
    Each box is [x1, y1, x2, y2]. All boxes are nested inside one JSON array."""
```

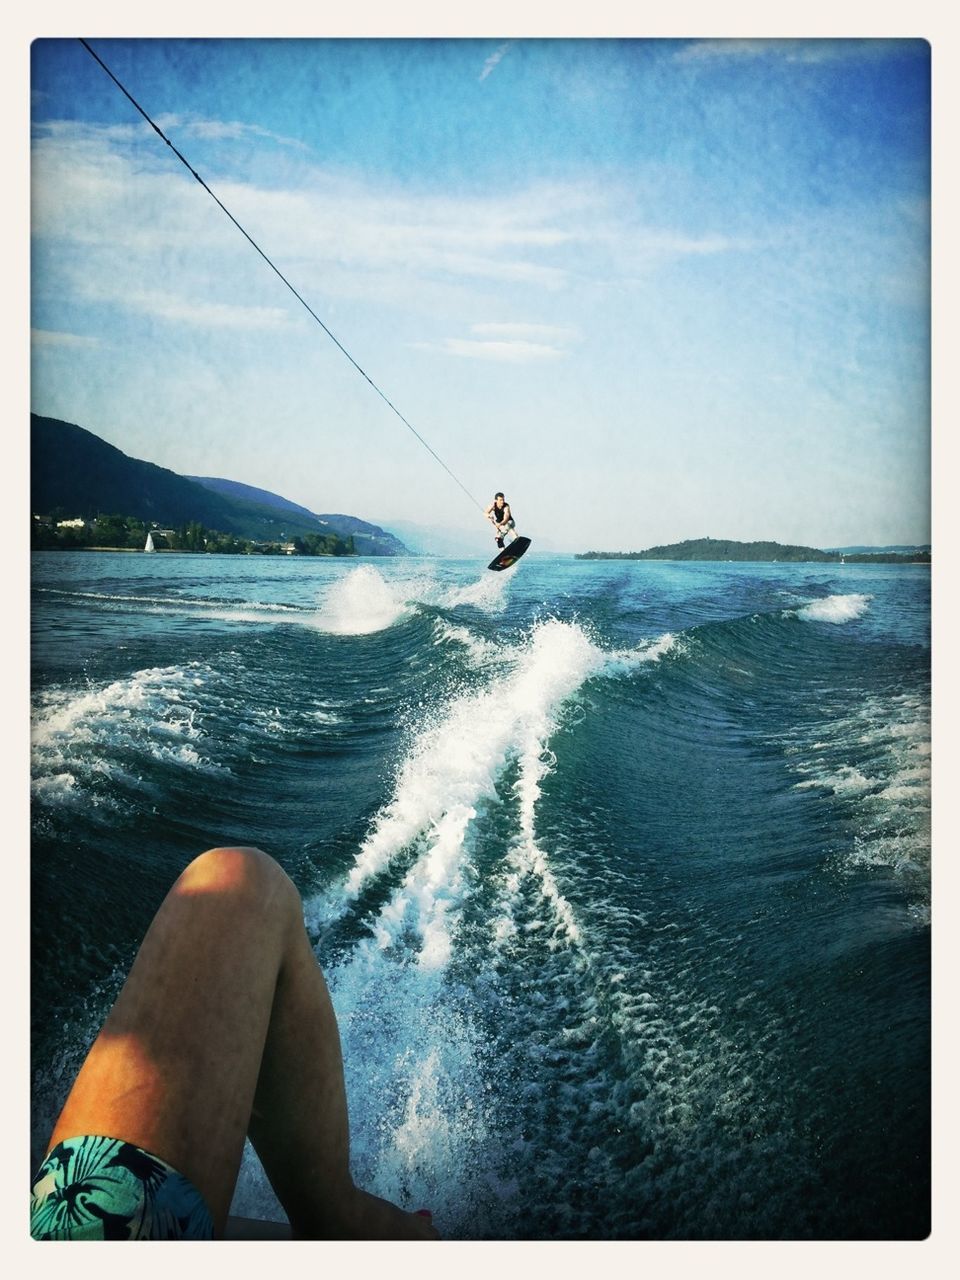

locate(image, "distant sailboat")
[[144, 532, 156, 553]]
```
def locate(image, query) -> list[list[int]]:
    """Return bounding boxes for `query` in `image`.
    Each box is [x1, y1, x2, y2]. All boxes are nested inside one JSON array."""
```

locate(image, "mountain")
[[382, 520, 572, 558], [189, 476, 407, 555], [381, 519, 492, 558], [187, 476, 321, 521], [30, 415, 408, 555]]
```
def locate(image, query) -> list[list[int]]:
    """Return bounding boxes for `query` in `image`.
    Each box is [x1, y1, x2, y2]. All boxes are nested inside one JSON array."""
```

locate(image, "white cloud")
[[424, 338, 565, 363], [153, 114, 309, 150], [675, 38, 920, 66], [411, 319, 578, 363], [470, 322, 579, 343], [118, 290, 291, 330], [31, 328, 100, 348], [621, 229, 749, 257], [30, 119, 755, 343], [480, 42, 513, 83], [35, 118, 149, 144], [35, 115, 308, 151], [32, 126, 585, 306]]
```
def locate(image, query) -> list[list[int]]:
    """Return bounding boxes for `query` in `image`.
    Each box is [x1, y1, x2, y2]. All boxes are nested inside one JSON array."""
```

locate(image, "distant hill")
[[826, 545, 931, 556], [578, 537, 836, 562], [33, 415, 233, 527], [30, 415, 408, 555], [383, 519, 572, 558], [189, 476, 407, 555], [382, 519, 492, 558], [576, 537, 930, 564], [187, 476, 321, 521]]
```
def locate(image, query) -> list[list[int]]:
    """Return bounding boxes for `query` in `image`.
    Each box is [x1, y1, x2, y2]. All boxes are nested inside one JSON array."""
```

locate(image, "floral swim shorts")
[[31, 1135, 213, 1240]]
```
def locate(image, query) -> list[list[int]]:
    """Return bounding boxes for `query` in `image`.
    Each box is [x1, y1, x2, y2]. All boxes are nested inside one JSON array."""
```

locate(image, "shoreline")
[[31, 546, 364, 558], [576, 556, 931, 566]]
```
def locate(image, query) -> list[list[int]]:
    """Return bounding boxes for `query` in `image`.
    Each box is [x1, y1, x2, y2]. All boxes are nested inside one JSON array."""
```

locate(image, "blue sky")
[[30, 37, 930, 549]]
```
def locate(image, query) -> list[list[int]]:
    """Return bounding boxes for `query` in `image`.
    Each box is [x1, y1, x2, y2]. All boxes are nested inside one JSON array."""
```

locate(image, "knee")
[[175, 846, 302, 923]]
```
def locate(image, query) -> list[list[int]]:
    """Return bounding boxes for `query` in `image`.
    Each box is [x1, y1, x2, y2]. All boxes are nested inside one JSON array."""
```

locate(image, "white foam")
[[32, 665, 203, 747], [335, 621, 605, 908], [878, 779, 927, 803], [796, 593, 871, 624], [295, 614, 680, 1233], [442, 570, 510, 612], [794, 765, 875, 795], [602, 631, 679, 674], [312, 565, 412, 634], [31, 663, 223, 802], [36, 587, 309, 628], [311, 709, 343, 726], [782, 690, 930, 918], [311, 619, 676, 960], [290, 618, 723, 1234], [31, 772, 77, 799], [493, 838, 582, 950], [38, 587, 303, 614], [432, 619, 502, 666], [320, 962, 496, 1230]]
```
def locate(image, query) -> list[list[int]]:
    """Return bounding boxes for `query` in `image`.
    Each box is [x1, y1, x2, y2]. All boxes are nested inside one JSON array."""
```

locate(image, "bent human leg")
[[38, 846, 437, 1239], [245, 898, 434, 1238]]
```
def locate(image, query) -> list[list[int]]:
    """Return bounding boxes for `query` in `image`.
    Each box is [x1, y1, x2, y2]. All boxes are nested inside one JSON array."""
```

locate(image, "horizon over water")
[[30, 550, 930, 1239]]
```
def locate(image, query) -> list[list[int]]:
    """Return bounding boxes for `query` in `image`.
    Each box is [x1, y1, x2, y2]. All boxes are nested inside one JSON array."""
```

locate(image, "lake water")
[[30, 550, 930, 1238]]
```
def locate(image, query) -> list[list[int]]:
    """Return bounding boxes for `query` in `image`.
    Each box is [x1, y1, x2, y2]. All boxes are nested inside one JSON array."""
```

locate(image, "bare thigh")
[[47, 846, 300, 1232]]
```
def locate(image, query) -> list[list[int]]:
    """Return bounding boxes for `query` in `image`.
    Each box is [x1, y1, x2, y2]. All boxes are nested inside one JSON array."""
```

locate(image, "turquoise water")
[[31, 551, 930, 1238]]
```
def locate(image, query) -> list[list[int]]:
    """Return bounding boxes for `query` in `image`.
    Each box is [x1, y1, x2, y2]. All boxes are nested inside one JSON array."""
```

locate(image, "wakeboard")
[[488, 536, 531, 572]]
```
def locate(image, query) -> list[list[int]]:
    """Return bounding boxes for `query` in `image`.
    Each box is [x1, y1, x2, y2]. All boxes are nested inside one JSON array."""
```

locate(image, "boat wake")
[[234, 620, 676, 1231]]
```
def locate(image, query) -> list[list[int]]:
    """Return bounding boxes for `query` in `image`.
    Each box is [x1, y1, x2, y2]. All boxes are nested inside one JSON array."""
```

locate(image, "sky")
[[30, 36, 931, 551]]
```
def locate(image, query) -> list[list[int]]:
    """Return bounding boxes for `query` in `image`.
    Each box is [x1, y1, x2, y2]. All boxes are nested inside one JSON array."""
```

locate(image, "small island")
[[576, 537, 931, 564]]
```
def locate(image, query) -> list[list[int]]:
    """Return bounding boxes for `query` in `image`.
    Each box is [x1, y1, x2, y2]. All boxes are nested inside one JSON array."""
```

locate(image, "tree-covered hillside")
[[189, 475, 406, 555], [576, 537, 930, 564], [578, 537, 836, 562], [30, 415, 407, 554]]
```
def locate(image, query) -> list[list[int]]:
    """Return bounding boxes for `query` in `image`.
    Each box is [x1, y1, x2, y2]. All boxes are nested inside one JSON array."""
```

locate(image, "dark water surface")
[[31, 551, 930, 1238]]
